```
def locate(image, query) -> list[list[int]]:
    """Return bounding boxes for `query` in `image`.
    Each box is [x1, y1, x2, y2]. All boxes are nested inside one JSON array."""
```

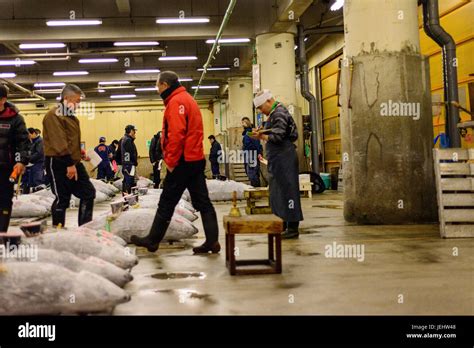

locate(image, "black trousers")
[[158, 159, 215, 220], [152, 162, 161, 188], [122, 164, 136, 194], [45, 157, 96, 227], [0, 165, 14, 232]]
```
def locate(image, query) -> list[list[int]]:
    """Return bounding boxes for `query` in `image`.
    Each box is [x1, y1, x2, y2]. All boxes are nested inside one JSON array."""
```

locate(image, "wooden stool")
[[244, 188, 272, 215], [223, 214, 284, 275]]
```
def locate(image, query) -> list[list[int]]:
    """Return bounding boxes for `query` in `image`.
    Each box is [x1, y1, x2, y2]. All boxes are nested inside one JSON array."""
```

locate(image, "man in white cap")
[[250, 90, 303, 239]]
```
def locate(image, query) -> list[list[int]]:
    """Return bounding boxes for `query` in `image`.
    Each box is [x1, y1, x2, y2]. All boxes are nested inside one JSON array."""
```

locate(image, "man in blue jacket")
[[241, 117, 262, 187], [27, 128, 45, 190], [94, 136, 114, 182], [208, 135, 222, 179]]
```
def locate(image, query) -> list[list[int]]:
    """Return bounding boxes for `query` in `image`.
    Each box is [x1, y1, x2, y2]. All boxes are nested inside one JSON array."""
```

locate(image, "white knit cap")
[[253, 89, 273, 108]]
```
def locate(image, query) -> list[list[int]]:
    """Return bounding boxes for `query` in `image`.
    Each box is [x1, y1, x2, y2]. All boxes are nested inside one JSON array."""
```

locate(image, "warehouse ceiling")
[[0, 0, 343, 101]]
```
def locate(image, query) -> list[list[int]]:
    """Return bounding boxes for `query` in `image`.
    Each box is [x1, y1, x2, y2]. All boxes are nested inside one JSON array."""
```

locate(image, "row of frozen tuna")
[[87, 188, 200, 242], [0, 227, 136, 315], [11, 179, 121, 218]]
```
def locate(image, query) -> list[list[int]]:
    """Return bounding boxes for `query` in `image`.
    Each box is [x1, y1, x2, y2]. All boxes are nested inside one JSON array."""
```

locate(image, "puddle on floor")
[[150, 272, 206, 280], [276, 282, 303, 289], [294, 250, 321, 257], [154, 289, 217, 305], [300, 225, 329, 235], [312, 205, 342, 209]]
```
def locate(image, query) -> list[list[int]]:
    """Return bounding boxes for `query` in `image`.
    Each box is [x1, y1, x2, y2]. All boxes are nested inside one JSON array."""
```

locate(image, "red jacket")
[[161, 86, 204, 168]]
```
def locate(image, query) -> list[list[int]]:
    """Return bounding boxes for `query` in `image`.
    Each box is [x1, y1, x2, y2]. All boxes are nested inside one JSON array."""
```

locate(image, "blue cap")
[[99, 136, 106, 142]]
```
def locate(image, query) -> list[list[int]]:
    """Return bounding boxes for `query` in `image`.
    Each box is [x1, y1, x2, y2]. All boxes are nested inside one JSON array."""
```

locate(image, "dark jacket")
[[149, 132, 163, 164], [0, 102, 30, 168], [264, 103, 303, 222], [109, 143, 118, 161], [117, 134, 138, 167], [94, 143, 111, 161], [209, 140, 222, 164], [43, 105, 82, 166], [242, 127, 263, 155], [29, 136, 44, 164]]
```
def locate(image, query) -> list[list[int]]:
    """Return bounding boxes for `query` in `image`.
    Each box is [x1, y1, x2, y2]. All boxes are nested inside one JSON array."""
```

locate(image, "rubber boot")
[[78, 199, 94, 226], [282, 221, 299, 239], [193, 210, 221, 254], [0, 208, 12, 232], [130, 212, 170, 252], [52, 208, 67, 228]]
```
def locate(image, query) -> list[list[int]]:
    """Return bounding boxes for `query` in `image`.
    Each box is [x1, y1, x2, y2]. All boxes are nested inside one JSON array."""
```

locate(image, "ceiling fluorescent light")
[[191, 85, 219, 89], [159, 56, 197, 61], [34, 89, 63, 94], [10, 98, 42, 102], [178, 78, 193, 82], [156, 18, 209, 24], [135, 87, 157, 92], [99, 81, 130, 85], [19, 43, 66, 49], [125, 69, 160, 74], [330, 0, 344, 11], [205, 38, 250, 44], [114, 41, 159, 46], [0, 60, 35, 66], [110, 94, 136, 99], [98, 89, 106, 93], [197, 67, 230, 71], [53, 71, 89, 76], [79, 58, 118, 64], [46, 19, 102, 26], [0, 73, 16, 78], [98, 86, 134, 90], [34, 82, 65, 88]]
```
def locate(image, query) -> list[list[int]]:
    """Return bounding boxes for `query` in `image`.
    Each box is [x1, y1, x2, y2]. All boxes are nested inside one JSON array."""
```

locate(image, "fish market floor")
[[77, 193, 474, 314]]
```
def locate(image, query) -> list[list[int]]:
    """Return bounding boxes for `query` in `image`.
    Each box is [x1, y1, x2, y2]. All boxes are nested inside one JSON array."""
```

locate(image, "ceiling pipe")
[[0, 78, 46, 101], [421, 0, 460, 148], [304, 25, 344, 36], [297, 24, 320, 174], [194, 0, 237, 98]]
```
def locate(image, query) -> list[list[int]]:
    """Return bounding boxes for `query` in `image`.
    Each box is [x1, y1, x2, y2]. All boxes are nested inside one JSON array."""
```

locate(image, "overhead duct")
[[421, 0, 461, 148], [194, 0, 237, 97], [297, 24, 320, 174], [0, 79, 46, 101]]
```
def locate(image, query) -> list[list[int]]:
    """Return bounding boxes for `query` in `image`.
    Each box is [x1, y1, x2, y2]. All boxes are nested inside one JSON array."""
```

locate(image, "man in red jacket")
[[131, 71, 220, 254]]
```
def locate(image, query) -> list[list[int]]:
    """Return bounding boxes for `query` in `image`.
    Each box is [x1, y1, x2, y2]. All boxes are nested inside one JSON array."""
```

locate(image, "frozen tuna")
[[113, 176, 153, 190], [23, 232, 138, 269], [184, 179, 252, 201], [71, 190, 109, 208], [0, 262, 130, 315], [4, 248, 132, 287], [134, 196, 198, 222], [11, 198, 50, 218], [70, 226, 127, 247], [90, 179, 120, 197], [85, 208, 198, 243]]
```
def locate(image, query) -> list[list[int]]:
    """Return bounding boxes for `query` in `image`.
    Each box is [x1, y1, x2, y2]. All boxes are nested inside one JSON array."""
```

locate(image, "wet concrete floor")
[[109, 192, 474, 315]]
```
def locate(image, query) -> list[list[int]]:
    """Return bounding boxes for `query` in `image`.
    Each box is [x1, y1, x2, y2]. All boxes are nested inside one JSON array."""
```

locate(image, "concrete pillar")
[[256, 32, 305, 170], [340, 0, 437, 224], [227, 77, 253, 128], [226, 77, 253, 152]]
